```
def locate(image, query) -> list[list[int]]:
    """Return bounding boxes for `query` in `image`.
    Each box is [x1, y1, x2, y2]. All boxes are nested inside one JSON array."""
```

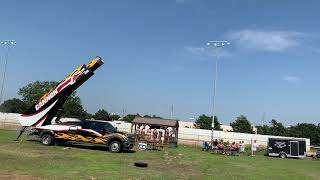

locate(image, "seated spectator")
[[230, 142, 236, 151], [212, 139, 219, 150], [202, 141, 209, 151], [235, 142, 240, 151], [217, 142, 224, 151]]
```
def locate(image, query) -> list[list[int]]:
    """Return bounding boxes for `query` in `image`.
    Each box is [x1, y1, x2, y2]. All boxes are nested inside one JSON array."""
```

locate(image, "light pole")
[[0, 40, 16, 104], [207, 40, 230, 143]]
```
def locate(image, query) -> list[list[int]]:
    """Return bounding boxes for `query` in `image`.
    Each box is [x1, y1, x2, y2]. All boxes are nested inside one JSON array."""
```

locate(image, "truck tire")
[[41, 134, 54, 145], [109, 141, 121, 153], [279, 153, 287, 159]]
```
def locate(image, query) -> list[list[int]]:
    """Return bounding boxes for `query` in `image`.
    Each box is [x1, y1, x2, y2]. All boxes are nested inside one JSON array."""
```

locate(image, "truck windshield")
[[81, 121, 117, 133], [104, 123, 117, 133]]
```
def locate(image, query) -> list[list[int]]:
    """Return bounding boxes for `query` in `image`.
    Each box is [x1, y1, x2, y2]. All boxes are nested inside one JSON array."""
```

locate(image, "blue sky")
[[1, 0, 320, 126]]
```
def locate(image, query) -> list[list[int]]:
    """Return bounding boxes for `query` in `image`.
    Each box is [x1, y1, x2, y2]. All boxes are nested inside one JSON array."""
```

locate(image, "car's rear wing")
[[15, 56, 104, 140]]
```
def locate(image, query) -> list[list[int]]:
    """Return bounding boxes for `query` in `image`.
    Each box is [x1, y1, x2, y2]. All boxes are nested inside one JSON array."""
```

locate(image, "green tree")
[[110, 114, 120, 121], [94, 109, 110, 121], [194, 114, 221, 130], [256, 125, 271, 135], [60, 96, 88, 119], [288, 123, 320, 145], [122, 113, 141, 123], [18, 81, 88, 119], [230, 115, 254, 134], [18, 81, 59, 108], [84, 112, 93, 119], [152, 115, 162, 119], [0, 98, 27, 113], [143, 114, 162, 119], [269, 119, 287, 136]]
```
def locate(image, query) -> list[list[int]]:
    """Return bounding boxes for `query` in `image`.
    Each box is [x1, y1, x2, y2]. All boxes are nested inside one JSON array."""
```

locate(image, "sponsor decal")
[[274, 142, 286, 149], [35, 67, 85, 111], [35, 90, 58, 110]]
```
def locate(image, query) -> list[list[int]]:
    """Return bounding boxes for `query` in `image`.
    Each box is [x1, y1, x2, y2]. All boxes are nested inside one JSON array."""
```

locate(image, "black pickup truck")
[[33, 120, 135, 153]]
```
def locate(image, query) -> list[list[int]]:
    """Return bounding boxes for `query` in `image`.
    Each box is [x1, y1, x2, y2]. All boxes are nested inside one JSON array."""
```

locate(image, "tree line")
[[194, 114, 320, 145], [256, 119, 320, 145], [1, 81, 319, 145]]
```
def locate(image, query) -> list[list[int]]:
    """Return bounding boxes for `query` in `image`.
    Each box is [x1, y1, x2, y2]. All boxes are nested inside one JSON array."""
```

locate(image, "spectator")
[[202, 141, 209, 151], [153, 128, 158, 141], [212, 139, 218, 150], [157, 131, 163, 143], [230, 142, 236, 151], [240, 141, 245, 153], [252, 140, 258, 156], [235, 142, 240, 151], [146, 128, 151, 140]]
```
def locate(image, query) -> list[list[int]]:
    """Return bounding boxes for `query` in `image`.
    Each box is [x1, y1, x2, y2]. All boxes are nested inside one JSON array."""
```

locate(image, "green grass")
[[0, 129, 319, 180]]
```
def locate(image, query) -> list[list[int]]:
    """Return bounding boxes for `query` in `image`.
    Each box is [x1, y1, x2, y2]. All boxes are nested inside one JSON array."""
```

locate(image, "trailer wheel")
[[279, 153, 287, 159], [109, 141, 121, 153], [41, 134, 54, 145]]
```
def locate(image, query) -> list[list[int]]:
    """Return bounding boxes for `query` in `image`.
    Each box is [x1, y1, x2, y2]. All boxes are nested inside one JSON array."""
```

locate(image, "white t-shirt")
[[252, 143, 258, 151]]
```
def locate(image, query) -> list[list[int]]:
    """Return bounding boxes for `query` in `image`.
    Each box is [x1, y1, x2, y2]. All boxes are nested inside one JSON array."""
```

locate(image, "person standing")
[[240, 141, 245, 153], [252, 140, 258, 156]]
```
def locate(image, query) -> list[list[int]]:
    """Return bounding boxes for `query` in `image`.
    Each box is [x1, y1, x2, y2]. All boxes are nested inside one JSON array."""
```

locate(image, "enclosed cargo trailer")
[[267, 138, 306, 158]]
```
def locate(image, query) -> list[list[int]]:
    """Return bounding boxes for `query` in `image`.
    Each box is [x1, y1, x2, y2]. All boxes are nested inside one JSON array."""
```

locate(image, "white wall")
[[0, 113, 310, 151]]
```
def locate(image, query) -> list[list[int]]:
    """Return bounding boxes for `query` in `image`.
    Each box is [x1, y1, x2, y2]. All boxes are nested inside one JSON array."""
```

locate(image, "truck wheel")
[[109, 141, 121, 153], [41, 134, 54, 145], [279, 153, 287, 159]]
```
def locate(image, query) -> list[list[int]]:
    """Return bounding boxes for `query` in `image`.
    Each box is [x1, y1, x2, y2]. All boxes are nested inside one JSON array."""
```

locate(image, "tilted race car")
[[16, 57, 134, 153]]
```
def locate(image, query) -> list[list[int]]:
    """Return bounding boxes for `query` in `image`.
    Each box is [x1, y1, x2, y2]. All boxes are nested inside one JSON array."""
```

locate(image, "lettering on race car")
[[35, 90, 58, 110], [35, 68, 86, 111]]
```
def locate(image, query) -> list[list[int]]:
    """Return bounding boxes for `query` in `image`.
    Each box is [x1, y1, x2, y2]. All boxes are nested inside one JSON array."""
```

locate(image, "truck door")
[[290, 141, 299, 156]]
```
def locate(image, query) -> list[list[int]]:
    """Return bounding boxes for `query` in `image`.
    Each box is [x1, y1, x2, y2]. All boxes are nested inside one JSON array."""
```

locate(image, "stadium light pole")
[[0, 40, 16, 104], [206, 40, 230, 144]]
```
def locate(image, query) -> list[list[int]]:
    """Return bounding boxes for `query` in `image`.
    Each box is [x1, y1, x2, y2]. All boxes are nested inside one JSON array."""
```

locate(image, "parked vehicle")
[[16, 56, 134, 152], [32, 119, 134, 153], [316, 149, 320, 159], [267, 138, 306, 158]]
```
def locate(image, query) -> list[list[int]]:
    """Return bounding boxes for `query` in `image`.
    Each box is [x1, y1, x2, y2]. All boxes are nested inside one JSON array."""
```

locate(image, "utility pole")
[[170, 104, 174, 119], [262, 112, 266, 126], [0, 40, 16, 104], [122, 108, 127, 119], [207, 40, 230, 143]]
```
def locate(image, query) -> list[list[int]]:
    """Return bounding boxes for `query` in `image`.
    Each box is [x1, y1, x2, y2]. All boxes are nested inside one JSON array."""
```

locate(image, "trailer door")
[[290, 141, 299, 156]]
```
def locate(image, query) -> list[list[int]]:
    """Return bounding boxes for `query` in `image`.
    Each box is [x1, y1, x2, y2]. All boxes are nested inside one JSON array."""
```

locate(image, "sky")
[[0, 0, 320, 126]]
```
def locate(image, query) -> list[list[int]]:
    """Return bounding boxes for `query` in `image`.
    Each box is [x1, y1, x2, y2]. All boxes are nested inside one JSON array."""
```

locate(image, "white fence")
[[107, 121, 310, 151], [0, 113, 311, 151]]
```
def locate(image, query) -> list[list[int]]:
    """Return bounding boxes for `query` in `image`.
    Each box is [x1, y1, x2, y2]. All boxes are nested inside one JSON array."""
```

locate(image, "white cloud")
[[184, 46, 232, 57], [283, 75, 301, 83], [227, 29, 305, 52]]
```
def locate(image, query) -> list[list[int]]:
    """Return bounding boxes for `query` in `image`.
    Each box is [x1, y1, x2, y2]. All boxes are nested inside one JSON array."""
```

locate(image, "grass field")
[[0, 129, 319, 180]]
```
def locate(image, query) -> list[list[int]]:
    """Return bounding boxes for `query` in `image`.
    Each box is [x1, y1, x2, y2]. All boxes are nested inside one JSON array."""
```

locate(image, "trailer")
[[267, 138, 306, 158]]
